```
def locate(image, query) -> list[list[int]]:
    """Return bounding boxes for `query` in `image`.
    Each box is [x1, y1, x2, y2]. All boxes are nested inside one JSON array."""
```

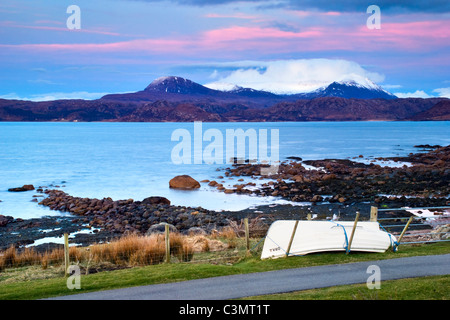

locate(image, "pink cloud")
[[380, 20, 449, 38], [202, 25, 322, 43], [323, 11, 342, 16], [0, 21, 132, 37], [0, 25, 323, 55], [353, 20, 450, 50], [356, 20, 449, 37], [204, 13, 259, 20], [0, 38, 190, 54], [0, 18, 447, 59], [290, 10, 342, 17]]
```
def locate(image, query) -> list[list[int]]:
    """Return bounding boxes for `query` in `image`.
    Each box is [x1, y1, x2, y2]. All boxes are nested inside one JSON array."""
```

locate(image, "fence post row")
[[56, 205, 448, 269]]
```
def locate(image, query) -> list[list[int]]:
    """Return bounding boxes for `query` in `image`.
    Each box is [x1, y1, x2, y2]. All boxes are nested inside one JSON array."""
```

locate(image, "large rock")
[[169, 175, 200, 190], [8, 184, 35, 192], [141, 196, 171, 205], [146, 223, 177, 235], [0, 215, 13, 227]]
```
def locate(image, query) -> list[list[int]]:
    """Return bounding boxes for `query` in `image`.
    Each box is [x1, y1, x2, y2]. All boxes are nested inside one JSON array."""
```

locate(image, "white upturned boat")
[[261, 220, 397, 259]]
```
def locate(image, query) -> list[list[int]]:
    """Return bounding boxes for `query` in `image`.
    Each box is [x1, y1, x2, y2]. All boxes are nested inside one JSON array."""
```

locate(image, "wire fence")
[[0, 206, 449, 279], [376, 206, 450, 247], [0, 220, 265, 276]]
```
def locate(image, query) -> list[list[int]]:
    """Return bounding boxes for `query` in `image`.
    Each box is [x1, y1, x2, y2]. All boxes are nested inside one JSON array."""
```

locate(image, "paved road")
[[50, 254, 450, 300]]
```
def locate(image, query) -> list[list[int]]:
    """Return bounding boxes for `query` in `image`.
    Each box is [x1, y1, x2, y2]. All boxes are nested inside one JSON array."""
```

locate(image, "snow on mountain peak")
[[150, 76, 188, 85], [205, 74, 387, 96], [334, 74, 381, 90], [145, 76, 214, 95], [204, 82, 242, 92]]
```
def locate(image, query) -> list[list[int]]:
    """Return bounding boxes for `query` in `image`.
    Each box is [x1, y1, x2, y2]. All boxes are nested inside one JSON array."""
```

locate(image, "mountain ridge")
[[0, 76, 448, 122], [293, 80, 396, 100], [101, 76, 397, 103]]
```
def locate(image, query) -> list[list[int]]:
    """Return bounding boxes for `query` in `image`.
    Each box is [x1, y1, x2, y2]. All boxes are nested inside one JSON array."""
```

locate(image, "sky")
[[0, 0, 449, 100]]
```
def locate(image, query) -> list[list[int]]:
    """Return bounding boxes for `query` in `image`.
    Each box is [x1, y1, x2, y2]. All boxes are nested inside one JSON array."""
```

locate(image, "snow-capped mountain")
[[206, 76, 397, 100], [225, 85, 280, 98], [144, 76, 216, 95], [146, 77, 277, 97], [101, 76, 284, 106], [294, 79, 397, 100], [103, 75, 397, 102]]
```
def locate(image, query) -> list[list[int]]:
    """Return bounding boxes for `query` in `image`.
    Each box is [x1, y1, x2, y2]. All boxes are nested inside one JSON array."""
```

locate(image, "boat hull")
[[261, 220, 396, 259]]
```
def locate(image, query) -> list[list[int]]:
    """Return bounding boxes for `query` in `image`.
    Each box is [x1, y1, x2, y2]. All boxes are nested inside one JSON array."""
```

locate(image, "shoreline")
[[0, 144, 449, 252], [0, 200, 422, 253]]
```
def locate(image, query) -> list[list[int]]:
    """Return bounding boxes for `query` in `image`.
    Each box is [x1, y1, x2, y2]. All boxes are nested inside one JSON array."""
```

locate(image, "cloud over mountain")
[[204, 59, 385, 94]]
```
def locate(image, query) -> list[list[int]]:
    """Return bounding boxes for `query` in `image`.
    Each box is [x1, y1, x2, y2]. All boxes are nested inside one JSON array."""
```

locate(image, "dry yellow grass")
[[87, 234, 167, 266], [0, 232, 232, 271]]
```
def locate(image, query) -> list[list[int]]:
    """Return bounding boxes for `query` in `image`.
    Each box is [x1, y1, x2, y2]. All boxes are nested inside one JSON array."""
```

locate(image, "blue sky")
[[0, 0, 449, 100]]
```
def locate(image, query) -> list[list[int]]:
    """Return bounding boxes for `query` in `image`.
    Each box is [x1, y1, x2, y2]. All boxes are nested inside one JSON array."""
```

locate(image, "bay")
[[0, 121, 448, 219]]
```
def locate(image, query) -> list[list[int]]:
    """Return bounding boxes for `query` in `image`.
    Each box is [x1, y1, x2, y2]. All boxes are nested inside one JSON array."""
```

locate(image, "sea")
[[0, 121, 449, 219]]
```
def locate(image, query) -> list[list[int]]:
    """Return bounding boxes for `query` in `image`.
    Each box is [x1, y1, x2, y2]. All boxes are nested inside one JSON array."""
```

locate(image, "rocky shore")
[[210, 145, 450, 207], [0, 144, 449, 252]]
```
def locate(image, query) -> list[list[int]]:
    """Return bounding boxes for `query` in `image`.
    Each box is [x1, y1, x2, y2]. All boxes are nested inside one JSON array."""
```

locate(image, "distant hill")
[[408, 100, 450, 121], [245, 97, 445, 121]]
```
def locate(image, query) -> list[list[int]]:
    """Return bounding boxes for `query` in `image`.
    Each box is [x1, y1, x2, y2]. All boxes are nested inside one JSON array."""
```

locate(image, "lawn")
[[0, 241, 449, 300], [241, 275, 450, 300]]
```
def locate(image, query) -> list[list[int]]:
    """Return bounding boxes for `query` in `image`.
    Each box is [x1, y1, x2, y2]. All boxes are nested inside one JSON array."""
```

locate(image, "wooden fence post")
[[165, 224, 170, 263], [285, 221, 299, 257], [64, 233, 69, 276], [370, 206, 378, 222], [396, 216, 414, 245], [244, 218, 250, 252], [346, 212, 360, 254]]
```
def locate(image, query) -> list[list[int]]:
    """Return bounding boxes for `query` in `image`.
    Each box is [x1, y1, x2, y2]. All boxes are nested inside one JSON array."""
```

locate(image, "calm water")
[[0, 121, 449, 218]]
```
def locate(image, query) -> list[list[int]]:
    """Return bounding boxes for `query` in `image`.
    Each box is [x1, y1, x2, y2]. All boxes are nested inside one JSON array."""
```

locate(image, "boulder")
[[0, 215, 13, 227], [146, 223, 177, 235], [141, 196, 171, 206], [311, 195, 324, 202], [187, 227, 207, 236], [8, 184, 35, 192], [169, 175, 200, 189]]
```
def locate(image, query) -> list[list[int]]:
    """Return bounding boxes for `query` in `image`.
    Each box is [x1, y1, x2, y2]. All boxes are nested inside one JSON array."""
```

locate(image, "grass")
[[0, 240, 449, 300], [0, 233, 199, 272], [241, 275, 450, 300]]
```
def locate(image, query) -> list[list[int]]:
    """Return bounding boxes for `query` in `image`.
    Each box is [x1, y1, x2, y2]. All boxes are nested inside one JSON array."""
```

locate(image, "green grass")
[[0, 241, 449, 300], [241, 275, 450, 300]]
